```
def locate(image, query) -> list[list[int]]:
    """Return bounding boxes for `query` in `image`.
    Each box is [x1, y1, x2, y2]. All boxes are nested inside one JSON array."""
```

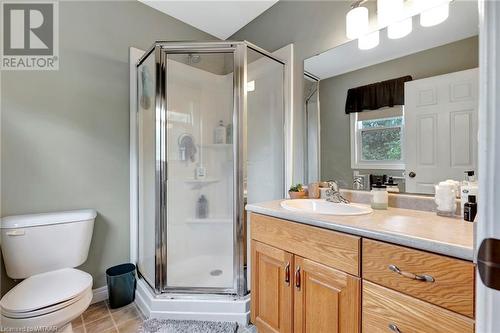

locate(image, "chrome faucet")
[[325, 181, 350, 204]]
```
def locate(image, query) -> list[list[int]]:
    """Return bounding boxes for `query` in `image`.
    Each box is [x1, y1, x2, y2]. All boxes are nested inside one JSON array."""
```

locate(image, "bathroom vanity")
[[246, 201, 475, 333]]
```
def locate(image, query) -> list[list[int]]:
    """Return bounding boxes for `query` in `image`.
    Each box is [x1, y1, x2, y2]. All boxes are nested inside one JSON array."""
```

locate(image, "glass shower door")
[[137, 51, 157, 289], [246, 48, 285, 204], [164, 52, 235, 292]]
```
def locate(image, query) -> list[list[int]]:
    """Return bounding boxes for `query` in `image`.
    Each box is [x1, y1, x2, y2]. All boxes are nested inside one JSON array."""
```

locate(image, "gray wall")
[[1, 1, 216, 295], [319, 37, 479, 186], [231, 1, 356, 184]]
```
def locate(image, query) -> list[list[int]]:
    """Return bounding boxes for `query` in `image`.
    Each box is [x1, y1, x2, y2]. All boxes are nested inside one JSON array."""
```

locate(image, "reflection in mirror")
[[304, 1, 479, 195], [304, 72, 320, 184]]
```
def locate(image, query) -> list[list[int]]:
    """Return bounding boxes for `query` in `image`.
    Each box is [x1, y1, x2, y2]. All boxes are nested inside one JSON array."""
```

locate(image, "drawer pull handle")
[[388, 264, 435, 282], [284, 262, 290, 285], [388, 323, 401, 333], [295, 266, 301, 289]]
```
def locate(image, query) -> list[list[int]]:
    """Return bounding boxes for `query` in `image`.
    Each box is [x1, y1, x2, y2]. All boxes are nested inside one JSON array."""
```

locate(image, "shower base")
[[167, 254, 233, 288], [135, 279, 250, 325]]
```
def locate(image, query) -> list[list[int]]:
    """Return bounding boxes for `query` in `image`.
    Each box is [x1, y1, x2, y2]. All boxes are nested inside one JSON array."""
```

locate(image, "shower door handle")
[[284, 262, 290, 285]]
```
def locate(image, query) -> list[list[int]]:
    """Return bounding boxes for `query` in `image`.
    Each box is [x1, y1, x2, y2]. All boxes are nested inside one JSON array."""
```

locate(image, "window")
[[350, 107, 405, 170]]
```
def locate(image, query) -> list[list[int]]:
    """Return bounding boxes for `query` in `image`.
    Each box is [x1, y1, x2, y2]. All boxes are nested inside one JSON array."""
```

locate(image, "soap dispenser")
[[371, 182, 388, 210]]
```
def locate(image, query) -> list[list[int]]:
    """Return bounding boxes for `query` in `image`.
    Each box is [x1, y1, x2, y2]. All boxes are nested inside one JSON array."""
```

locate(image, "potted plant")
[[289, 183, 307, 199]]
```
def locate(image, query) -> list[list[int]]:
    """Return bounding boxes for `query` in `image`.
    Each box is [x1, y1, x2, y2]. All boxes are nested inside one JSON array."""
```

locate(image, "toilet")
[[0, 209, 96, 332]]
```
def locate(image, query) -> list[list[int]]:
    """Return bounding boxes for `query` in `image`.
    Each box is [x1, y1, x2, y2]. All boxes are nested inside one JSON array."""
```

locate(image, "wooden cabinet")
[[250, 212, 361, 333], [294, 256, 360, 333], [362, 239, 475, 318], [251, 213, 360, 276], [251, 240, 293, 333], [249, 213, 475, 333], [251, 240, 360, 333], [363, 281, 474, 333]]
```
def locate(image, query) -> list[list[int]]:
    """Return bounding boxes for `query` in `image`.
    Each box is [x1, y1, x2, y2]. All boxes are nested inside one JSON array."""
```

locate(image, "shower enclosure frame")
[[304, 71, 321, 184], [136, 41, 286, 297]]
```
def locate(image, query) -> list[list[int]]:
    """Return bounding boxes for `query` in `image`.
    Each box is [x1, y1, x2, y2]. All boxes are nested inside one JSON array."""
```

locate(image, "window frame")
[[350, 110, 405, 170]]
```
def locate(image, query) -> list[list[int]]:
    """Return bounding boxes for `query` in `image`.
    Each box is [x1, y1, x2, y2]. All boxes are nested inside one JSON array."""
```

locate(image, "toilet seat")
[[1, 268, 92, 319], [0, 288, 92, 331]]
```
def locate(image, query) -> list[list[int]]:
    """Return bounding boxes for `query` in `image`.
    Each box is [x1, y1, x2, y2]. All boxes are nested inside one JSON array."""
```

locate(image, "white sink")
[[280, 199, 373, 216]]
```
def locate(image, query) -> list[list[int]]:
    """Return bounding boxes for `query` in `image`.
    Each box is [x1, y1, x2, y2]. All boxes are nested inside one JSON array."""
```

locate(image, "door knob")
[[408, 171, 416, 178], [478, 238, 500, 291]]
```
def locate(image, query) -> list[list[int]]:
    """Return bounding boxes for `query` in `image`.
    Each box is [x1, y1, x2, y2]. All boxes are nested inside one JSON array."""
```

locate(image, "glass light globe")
[[388, 17, 413, 39], [358, 30, 380, 50], [346, 6, 369, 39], [420, 2, 450, 27]]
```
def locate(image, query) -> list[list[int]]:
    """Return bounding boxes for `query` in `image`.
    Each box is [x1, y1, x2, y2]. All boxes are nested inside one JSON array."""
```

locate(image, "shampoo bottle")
[[214, 120, 226, 144], [461, 171, 478, 214], [464, 195, 477, 222], [196, 195, 208, 219]]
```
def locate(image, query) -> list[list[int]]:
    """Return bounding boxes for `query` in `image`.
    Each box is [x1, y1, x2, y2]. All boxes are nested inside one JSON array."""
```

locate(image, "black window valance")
[[345, 75, 413, 114]]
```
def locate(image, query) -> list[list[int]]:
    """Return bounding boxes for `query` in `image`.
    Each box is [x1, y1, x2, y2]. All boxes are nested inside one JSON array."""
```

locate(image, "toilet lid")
[[0, 268, 92, 315]]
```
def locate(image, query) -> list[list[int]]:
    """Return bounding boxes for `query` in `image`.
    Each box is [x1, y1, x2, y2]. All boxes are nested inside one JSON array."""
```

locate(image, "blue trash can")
[[106, 263, 136, 309]]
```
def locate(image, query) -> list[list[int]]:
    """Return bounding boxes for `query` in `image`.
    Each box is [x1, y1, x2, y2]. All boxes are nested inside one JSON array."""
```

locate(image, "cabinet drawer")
[[362, 239, 474, 318], [363, 281, 474, 333], [250, 213, 360, 276]]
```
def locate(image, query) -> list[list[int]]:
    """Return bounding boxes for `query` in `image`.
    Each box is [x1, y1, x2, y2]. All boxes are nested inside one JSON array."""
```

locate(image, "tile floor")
[[72, 301, 144, 333], [76, 301, 257, 333]]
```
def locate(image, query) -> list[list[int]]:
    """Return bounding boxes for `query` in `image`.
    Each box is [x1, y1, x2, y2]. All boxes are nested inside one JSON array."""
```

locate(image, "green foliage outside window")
[[359, 117, 402, 161]]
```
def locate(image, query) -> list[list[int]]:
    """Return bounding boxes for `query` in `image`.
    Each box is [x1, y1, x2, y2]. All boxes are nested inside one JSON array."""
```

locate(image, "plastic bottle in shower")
[[196, 195, 208, 219], [214, 120, 226, 144]]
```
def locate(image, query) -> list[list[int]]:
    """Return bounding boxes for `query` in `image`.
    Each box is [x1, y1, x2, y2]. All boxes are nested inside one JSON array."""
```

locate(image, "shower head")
[[188, 54, 201, 64]]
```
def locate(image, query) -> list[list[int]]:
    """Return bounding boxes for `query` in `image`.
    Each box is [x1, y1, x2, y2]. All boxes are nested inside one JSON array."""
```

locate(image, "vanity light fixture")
[[358, 30, 380, 50], [346, 1, 369, 39], [420, 1, 450, 27], [350, 0, 452, 50]]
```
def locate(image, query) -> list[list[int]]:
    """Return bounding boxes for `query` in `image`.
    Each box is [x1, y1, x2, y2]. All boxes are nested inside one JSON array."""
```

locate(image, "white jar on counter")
[[434, 181, 457, 217], [371, 182, 388, 210]]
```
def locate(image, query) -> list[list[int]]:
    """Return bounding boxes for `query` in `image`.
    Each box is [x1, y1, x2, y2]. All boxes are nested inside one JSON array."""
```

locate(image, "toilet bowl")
[[0, 210, 96, 332]]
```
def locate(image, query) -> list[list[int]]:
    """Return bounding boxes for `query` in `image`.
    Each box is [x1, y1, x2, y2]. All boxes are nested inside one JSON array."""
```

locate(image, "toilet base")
[[58, 323, 73, 333]]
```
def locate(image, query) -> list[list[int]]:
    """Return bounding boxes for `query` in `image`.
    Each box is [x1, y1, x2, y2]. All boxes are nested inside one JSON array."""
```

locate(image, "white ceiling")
[[139, 0, 278, 40], [305, 1, 479, 79]]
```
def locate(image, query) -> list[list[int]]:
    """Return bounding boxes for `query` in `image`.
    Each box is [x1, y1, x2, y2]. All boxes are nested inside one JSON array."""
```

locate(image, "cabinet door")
[[251, 240, 293, 333], [294, 256, 360, 333]]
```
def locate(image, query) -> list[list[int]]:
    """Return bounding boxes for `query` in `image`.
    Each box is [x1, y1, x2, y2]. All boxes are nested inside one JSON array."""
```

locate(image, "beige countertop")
[[246, 200, 475, 261]]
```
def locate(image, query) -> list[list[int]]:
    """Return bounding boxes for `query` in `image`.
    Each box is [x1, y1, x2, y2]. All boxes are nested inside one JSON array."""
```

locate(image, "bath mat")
[[139, 318, 239, 333]]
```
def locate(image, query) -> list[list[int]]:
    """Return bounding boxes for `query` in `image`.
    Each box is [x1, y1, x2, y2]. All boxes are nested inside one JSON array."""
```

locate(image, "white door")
[[476, 1, 500, 332], [404, 68, 479, 194]]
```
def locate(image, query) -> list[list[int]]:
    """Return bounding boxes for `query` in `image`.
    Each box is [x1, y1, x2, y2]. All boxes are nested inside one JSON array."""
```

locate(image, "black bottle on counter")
[[464, 195, 477, 222]]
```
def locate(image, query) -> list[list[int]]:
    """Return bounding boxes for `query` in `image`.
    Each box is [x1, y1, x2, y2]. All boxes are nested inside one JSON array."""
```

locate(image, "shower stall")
[[134, 41, 286, 321]]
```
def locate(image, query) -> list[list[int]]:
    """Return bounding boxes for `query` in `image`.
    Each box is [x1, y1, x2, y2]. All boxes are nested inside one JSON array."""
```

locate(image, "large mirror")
[[304, 0, 479, 195]]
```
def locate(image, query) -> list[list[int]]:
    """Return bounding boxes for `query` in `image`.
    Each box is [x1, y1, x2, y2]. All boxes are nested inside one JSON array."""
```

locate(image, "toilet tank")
[[0, 209, 96, 279]]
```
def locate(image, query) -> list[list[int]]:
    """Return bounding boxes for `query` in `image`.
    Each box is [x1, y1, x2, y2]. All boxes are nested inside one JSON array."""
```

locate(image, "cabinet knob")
[[408, 171, 416, 178], [284, 262, 290, 285], [388, 323, 402, 333], [295, 266, 301, 289]]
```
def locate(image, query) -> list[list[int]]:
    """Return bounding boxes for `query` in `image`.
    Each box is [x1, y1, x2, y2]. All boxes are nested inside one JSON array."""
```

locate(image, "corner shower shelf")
[[186, 218, 232, 224], [198, 144, 232, 149], [183, 178, 220, 189]]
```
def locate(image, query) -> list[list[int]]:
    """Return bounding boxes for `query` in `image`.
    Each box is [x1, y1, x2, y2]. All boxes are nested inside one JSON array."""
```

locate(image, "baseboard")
[[91, 286, 108, 304]]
